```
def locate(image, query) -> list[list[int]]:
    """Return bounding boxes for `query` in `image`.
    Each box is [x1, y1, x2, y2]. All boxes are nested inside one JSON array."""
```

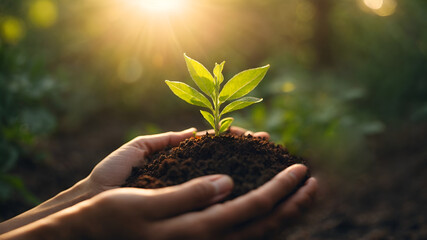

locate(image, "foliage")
[[166, 54, 268, 135], [0, 47, 57, 204], [234, 70, 384, 172], [0, 0, 426, 212]]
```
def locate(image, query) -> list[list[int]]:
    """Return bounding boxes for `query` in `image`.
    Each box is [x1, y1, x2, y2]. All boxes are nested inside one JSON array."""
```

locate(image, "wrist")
[[1, 196, 100, 240], [72, 177, 100, 200], [0, 178, 95, 235], [33, 178, 94, 215], [1, 215, 67, 240], [79, 176, 117, 198]]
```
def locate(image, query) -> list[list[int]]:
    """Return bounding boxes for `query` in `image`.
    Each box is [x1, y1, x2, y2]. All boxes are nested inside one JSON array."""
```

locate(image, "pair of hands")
[[87, 127, 271, 192], [1, 127, 317, 240], [75, 127, 317, 239]]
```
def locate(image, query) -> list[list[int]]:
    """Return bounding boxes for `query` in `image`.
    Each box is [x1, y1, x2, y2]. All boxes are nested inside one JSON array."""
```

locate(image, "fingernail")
[[210, 175, 233, 195], [289, 171, 297, 181]]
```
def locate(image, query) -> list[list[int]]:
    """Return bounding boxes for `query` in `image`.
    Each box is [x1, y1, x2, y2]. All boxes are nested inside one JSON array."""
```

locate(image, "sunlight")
[[130, 0, 187, 14], [75, 0, 223, 81]]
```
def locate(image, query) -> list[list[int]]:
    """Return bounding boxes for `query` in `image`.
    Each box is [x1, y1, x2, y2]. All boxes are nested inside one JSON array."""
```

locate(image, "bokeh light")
[[28, 0, 58, 28], [361, 0, 397, 16], [282, 82, 296, 93], [118, 58, 143, 83], [373, 0, 397, 17], [1, 17, 25, 44], [1, 1, 427, 230], [363, 0, 383, 10]]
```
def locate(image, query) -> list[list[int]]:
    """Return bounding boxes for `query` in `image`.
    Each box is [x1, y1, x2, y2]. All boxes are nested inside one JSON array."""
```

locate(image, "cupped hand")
[[85, 126, 271, 195], [152, 164, 317, 240], [84, 128, 197, 195], [48, 164, 316, 240], [0, 126, 317, 240]]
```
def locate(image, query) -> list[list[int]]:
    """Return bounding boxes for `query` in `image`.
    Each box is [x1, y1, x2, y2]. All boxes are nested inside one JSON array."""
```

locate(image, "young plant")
[[165, 54, 269, 136]]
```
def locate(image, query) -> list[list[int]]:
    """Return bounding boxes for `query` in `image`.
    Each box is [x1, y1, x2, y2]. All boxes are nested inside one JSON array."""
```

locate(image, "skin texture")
[[0, 127, 317, 240]]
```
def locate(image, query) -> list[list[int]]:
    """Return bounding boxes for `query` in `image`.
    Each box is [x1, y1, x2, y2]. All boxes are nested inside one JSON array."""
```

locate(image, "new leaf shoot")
[[165, 54, 269, 136]]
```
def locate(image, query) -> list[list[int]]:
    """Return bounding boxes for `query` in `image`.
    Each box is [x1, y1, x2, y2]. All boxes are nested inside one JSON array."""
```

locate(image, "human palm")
[[87, 128, 197, 192]]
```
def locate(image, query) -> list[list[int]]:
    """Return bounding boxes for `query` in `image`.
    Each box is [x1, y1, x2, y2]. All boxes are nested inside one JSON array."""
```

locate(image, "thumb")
[[128, 128, 197, 155], [146, 175, 233, 219]]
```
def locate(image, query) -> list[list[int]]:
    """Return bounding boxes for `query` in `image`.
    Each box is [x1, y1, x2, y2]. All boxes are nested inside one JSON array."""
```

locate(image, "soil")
[[123, 133, 307, 200], [2, 114, 426, 239]]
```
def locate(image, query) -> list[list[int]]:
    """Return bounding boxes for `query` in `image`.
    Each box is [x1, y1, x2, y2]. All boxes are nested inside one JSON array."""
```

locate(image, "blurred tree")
[[0, 0, 426, 208], [312, 0, 334, 68]]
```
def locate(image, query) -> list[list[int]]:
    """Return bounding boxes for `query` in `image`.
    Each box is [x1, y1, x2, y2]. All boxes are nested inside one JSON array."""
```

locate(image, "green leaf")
[[184, 54, 216, 98], [165, 80, 212, 109], [219, 117, 233, 134], [220, 97, 263, 116], [200, 110, 215, 129], [213, 61, 225, 85], [219, 64, 270, 102]]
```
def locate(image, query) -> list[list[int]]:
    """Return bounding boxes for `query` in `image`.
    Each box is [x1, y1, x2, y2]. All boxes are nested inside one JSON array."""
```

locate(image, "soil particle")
[[123, 133, 306, 200]]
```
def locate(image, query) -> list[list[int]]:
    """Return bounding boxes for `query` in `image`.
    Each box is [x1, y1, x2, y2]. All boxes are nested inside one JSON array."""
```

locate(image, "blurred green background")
[[1, 0, 426, 219]]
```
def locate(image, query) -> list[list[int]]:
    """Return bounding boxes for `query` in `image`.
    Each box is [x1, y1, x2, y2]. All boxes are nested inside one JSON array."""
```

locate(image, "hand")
[[0, 128, 197, 234], [3, 164, 316, 240], [152, 164, 317, 240], [0, 126, 271, 234], [86, 126, 271, 195], [84, 128, 197, 194]]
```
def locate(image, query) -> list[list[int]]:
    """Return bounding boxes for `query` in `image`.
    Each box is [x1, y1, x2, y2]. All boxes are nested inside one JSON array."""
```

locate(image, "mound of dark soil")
[[123, 133, 306, 199]]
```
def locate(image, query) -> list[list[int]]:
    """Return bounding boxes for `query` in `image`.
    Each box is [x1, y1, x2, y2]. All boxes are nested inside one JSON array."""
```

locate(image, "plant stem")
[[214, 102, 219, 136], [213, 77, 221, 136]]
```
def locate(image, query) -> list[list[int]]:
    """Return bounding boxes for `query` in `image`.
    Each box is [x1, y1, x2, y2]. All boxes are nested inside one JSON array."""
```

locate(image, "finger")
[[140, 174, 233, 220], [197, 127, 242, 136], [274, 177, 318, 220], [229, 126, 249, 135], [210, 164, 308, 224], [253, 131, 270, 140], [225, 177, 318, 239], [163, 164, 308, 233], [229, 126, 270, 139], [198, 126, 270, 140], [129, 128, 196, 155], [196, 129, 215, 136]]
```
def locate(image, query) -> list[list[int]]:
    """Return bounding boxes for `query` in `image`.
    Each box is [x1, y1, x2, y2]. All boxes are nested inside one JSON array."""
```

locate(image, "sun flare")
[[130, 0, 187, 14]]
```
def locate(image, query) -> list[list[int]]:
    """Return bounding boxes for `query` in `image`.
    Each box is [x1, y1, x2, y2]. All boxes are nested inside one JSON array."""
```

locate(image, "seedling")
[[165, 54, 269, 136]]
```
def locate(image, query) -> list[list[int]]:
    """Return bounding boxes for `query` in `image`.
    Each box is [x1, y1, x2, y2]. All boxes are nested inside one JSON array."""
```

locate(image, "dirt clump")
[[123, 133, 307, 200]]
